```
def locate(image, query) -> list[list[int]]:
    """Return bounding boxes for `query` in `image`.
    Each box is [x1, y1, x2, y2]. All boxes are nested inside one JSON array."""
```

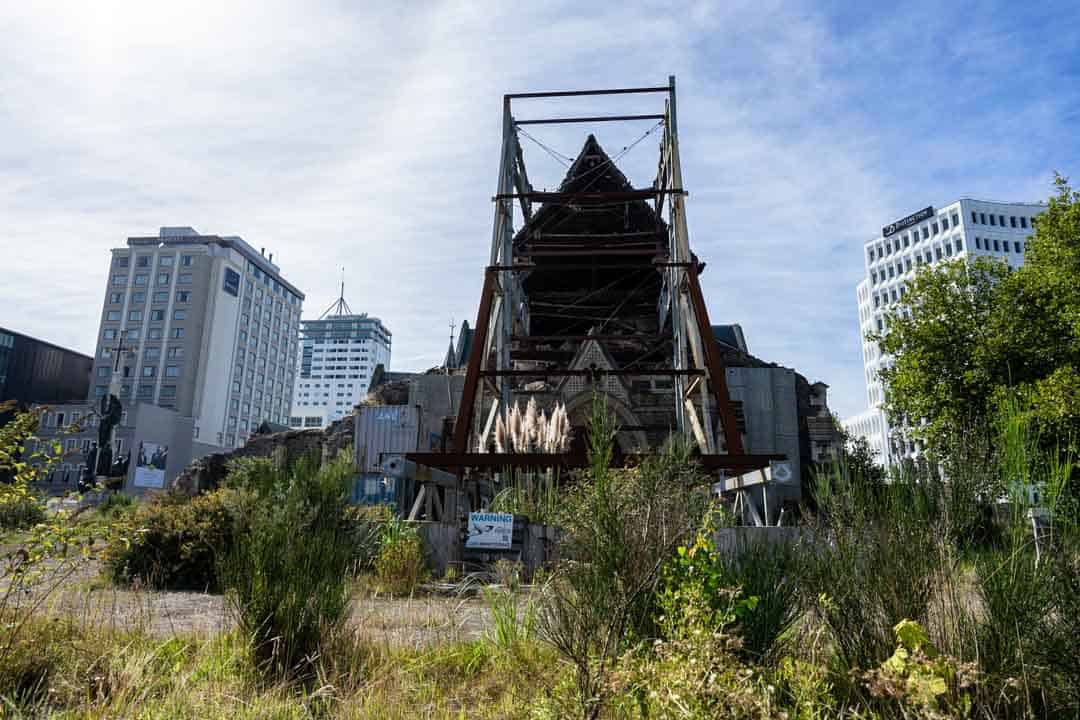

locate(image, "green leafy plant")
[[373, 514, 426, 595], [862, 619, 977, 717], [219, 452, 355, 680]]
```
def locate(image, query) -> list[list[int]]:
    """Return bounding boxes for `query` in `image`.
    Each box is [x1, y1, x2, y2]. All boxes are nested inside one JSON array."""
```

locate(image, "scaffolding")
[[407, 76, 783, 489]]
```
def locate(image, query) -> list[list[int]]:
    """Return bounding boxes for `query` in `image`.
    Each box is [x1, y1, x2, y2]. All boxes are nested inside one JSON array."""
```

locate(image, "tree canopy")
[[873, 176, 1080, 454]]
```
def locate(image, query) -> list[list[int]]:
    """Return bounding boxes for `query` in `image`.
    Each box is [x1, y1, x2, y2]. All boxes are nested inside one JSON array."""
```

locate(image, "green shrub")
[[0, 489, 45, 531], [103, 487, 240, 591], [663, 527, 799, 660], [539, 394, 711, 717], [373, 516, 426, 595], [219, 452, 354, 680]]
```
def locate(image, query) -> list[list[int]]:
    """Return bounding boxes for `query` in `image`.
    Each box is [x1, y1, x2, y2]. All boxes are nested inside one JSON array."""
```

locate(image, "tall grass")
[[539, 393, 711, 717], [219, 451, 355, 680]]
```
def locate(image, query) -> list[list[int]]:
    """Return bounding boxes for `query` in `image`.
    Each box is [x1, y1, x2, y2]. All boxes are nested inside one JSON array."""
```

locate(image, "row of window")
[[111, 272, 194, 287], [106, 309, 189, 322], [976, 237, 1025, 253], [97, 364, 180, 379], [93, 383, 177, 398], [115, 253, 195, 269], [103, 327, 185, 341], [970, 211, 1034, 229], [108, 290, 191, 305]]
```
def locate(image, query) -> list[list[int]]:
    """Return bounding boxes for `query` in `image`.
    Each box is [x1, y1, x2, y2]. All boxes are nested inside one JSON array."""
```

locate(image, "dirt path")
[[12, 560, 495, 647]]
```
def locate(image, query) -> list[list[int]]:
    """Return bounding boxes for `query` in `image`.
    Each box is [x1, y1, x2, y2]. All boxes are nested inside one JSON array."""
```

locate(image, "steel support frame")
[[448, 76, 751, 472]]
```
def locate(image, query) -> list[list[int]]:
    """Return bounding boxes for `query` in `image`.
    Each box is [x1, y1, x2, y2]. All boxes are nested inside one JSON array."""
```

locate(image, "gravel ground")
[[7, 559, 495, 647]]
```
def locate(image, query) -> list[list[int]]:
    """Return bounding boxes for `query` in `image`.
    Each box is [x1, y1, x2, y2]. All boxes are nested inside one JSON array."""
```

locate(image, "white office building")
[[843, 199, 1044, 467], [91, 227, 304, 454], [289, 291, 391, 429]]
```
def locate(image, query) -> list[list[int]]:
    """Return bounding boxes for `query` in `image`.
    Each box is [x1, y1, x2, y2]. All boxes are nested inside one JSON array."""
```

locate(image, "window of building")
[[876, 247, 883, 259], [932, 222, 939, 235], [980, 213, 987, 224], [1020, 216, 1028, 229], [942, 216, 949, 230], [176, 291, 190, 303], [945, 243, 953, 256], [156, 272, 170, 285], [134, 274, 148, 286], [171, 327, 184, 339], [135, 255, 150, 268], [993, 239, 1000, 251], [96, 366, 110, 377], [922, 227, 929, 239], [178, 273, 193, 284], [103, 329, 117, 340], [181, 254, 194, 266], [109, 292, 122, 304], [128, 310, 142, 321], [159, 256, 174, 267], [144, 347, 160, 360], [150, 309, 164, 321], [999, 215, 1005, 226], [232, 380, 241, 393], [951, 213, 959, 227], [956, 236, 963, 250], [1010, 216, 1017, 228], [137, 384, 153, 398], [142, 366, 156, 378], [867, 249, 874, 263], [971, 211, 978, 224], [173, 309, 187, 321], [935, 247, 943, 260], [94, 385, 107, 397], [111, 274, 126, 286], [166, 346, 183, 359], [115, 256, 130, 268], [1014, 241, 1021, 253], [106, 310, 121, 321], [975, 237, 981, 249], [160, 385, 176, 398], [989, 214, 996, 226], [165, 365, 179, 377], [148, 328, 163, 340]]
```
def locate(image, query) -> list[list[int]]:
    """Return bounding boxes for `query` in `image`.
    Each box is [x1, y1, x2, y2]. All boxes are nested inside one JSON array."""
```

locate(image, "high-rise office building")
[[289, 288, 391, 429], [843, 199, 1044, 467], [90, 227, 304, 452]]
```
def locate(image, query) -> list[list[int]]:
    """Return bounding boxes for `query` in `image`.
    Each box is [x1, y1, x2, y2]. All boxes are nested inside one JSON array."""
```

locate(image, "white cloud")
[[1, 0, 1076, 420]]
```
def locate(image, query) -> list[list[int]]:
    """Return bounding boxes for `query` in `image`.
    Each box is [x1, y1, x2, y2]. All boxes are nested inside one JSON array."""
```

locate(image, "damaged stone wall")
[[170, 414, 356, 494]]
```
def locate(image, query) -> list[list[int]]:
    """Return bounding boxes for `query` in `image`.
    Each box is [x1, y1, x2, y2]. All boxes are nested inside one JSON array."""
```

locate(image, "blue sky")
[[1, 1, 1077, 419]]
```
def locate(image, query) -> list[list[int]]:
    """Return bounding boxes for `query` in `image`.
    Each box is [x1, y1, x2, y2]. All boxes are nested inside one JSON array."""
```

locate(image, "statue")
[[96, 393, 122, 476]]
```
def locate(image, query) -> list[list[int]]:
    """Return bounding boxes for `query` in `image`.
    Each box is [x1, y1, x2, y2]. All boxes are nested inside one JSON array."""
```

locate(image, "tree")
[[872, 175, 1080, 454], [872, 257, 1008, 452]]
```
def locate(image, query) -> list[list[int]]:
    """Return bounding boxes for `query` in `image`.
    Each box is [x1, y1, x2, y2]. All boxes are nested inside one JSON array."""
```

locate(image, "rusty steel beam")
[[505, 86, 671, 101], [406, 451, 782, 472], [493, 189, 685, 203], [479, 368, 704, 377], [452, 268, 497, 454], [685, 262, 745, 455], [515, 114, 665, 126], [521, 248, 662, 258], [514, 334, 667, 342]]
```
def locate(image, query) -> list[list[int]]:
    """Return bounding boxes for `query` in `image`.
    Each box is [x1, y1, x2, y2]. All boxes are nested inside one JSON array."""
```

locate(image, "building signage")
[[223, 268, 240, 297], [466, 512, 514, 549], [882, 206, 934, 237]]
